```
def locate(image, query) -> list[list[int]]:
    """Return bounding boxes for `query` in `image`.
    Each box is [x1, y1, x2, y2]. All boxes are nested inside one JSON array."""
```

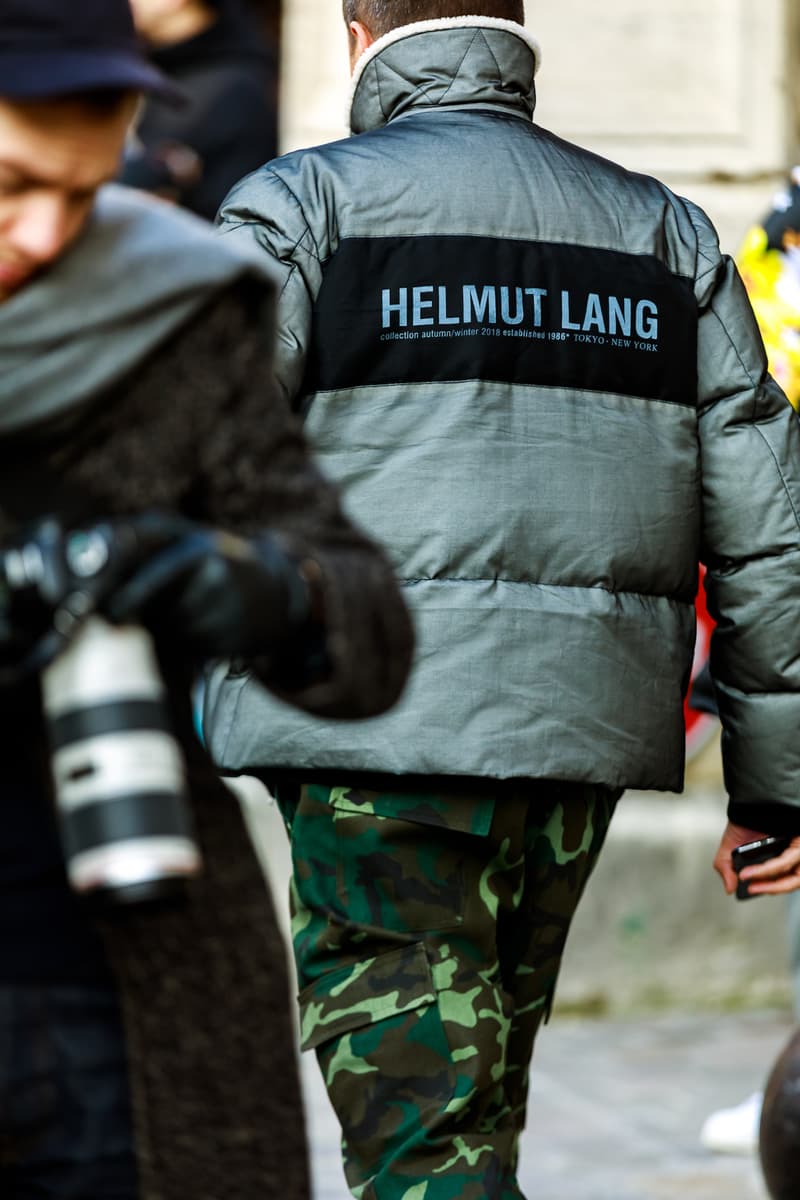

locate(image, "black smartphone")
[[731, 835, 792, 900]]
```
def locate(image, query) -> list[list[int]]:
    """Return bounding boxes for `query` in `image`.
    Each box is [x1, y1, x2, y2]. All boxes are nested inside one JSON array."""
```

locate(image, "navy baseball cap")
[[0, 0, 182, 102]]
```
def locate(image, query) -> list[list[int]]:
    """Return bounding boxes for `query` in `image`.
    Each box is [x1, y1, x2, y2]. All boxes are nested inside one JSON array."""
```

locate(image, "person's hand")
[[153, 140, 204, 189], [102, 517, 312, 662], [714, 821, 800, 897]]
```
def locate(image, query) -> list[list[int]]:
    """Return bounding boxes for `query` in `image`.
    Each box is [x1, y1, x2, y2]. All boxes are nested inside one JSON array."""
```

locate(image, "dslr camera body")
[[0, 516, 202, 906]]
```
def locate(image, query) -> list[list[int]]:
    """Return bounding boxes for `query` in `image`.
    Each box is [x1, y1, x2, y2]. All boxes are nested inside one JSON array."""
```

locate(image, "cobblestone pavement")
[[302, 1009, 792, 1200]]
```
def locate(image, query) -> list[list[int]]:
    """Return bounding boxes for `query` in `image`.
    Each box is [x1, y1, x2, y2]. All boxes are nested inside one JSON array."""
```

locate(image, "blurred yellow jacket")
[[737, 223, 800, 411]]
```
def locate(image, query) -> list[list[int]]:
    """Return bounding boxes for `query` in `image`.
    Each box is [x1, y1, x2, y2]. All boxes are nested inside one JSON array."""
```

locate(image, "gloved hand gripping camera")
[[1, 511, 317, 906], [0, 515, 212, 907]]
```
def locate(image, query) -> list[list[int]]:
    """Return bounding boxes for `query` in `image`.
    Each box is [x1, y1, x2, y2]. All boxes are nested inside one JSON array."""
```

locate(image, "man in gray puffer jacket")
[[207, 1, 800, 1195]]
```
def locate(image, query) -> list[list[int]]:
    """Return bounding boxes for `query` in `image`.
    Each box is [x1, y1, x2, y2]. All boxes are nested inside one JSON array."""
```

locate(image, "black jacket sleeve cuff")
[[727, 800, 800, 838]]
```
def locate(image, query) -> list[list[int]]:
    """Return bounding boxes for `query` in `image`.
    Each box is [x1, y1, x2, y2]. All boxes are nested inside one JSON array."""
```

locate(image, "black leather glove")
[[103, 515, 320, 666]]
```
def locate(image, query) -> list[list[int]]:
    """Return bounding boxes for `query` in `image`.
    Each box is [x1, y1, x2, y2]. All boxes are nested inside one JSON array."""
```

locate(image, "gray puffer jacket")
[[208, 17, 800, 830]]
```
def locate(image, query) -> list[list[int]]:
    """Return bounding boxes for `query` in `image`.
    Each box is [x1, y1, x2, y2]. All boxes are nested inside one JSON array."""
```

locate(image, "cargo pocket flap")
[[298, 941, 435, 1052], [327, 786, 494, 837]]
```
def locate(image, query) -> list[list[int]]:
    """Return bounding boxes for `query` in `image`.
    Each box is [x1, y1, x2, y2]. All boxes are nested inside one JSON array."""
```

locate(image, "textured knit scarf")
[[0, 184, 270, 435]]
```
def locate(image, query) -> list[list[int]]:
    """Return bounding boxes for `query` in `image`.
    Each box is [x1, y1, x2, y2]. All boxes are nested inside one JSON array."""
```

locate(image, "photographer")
[[0, 2, 413, 1197]]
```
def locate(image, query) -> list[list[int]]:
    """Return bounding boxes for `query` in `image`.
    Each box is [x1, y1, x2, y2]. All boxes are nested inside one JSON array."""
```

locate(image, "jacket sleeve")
[[687, 201, 800, 833], [216, 167, 323, 408]]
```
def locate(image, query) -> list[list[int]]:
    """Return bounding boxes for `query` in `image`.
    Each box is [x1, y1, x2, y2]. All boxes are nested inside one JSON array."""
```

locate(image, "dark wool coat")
[[0, 278, 413, 1198]]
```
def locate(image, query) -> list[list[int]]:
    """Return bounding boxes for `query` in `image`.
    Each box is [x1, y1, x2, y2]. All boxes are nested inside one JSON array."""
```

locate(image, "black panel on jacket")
[[305, 235, 698, 406]]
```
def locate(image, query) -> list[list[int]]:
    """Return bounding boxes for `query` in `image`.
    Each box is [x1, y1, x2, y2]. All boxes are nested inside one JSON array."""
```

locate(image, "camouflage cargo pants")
[[277, 780, 619, 1200]]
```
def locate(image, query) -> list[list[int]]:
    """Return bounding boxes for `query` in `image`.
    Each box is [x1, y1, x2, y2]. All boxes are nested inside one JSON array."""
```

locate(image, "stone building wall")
[[280, 0, 799, 253]]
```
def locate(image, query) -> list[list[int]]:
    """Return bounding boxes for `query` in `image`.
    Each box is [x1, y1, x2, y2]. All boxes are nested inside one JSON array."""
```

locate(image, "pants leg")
[[280, 780, 616, 1200], [497, 784, 620, 1148], [0, 983, 139, 1199]]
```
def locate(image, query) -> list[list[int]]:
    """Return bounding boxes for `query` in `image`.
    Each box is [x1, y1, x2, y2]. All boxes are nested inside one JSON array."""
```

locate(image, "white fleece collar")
[[347, 16, 542, 122]]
